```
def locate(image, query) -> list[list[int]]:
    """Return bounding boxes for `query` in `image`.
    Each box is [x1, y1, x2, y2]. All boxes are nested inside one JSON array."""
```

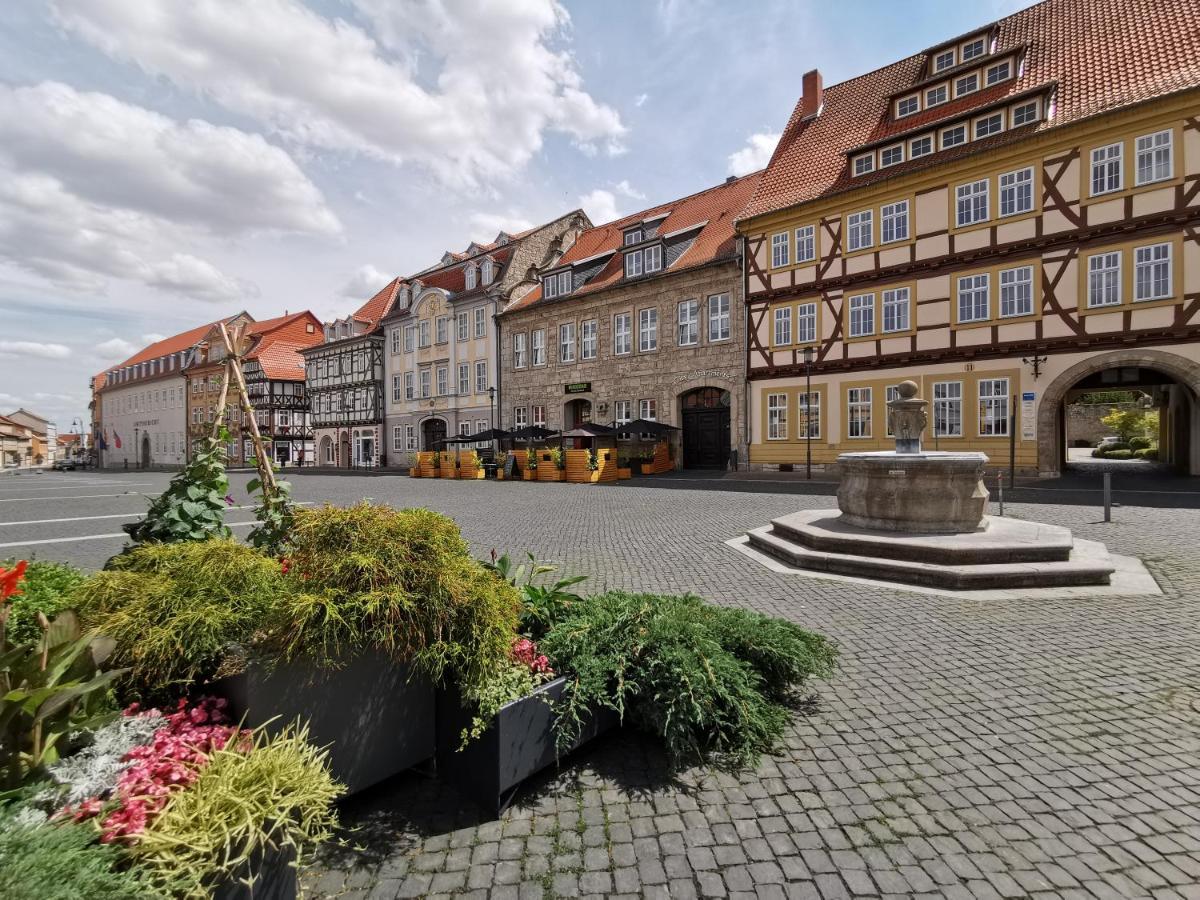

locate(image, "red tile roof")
[[252, 340, 316, 381], [350, 279, 402, 328], [244, 311, 323, 380], [104, 319, 233, 371], [741, 0, 1200, 221], [411, 246, 516, 298], [505, 172, 761, 312]]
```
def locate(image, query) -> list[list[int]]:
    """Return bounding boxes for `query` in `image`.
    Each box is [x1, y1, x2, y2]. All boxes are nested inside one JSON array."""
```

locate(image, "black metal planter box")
[[212, 650, 435, 795], [436, 676, 618, 816], [211, 845, 296, 900]]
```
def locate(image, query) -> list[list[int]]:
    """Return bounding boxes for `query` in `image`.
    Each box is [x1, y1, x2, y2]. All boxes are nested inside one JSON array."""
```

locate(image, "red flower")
[[280, 558, 290, 575], [511, 637, 554, 678], [0, 560, 28, 602]]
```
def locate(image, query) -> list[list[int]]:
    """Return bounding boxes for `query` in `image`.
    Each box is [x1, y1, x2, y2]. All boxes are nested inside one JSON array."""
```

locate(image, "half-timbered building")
[[302, 281, 400, 468], [737, 0, 1200, 476]]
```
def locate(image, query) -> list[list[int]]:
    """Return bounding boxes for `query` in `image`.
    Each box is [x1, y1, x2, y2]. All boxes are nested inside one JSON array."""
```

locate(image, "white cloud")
[[51, 0, 627, 187], [0, 82, 340, 237], [634, 93, 649, 107], [578, 189, 621, 225], [727, 131, 780, 176], [339, 264, 393, 299], [614, 180, 645, 201], [141, 333, 166, 344], [0, 341, 72, 360], [467, 212, 536, 244], [95, 338, 139, 359]]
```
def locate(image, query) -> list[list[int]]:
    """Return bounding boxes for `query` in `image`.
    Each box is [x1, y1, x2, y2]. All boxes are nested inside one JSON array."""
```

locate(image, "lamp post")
[[803, 346, 814, 480], [488, 385, 497, 460]]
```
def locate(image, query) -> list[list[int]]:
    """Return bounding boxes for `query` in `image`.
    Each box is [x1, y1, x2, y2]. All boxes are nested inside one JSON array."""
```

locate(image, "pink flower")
[[511, 637, 554, 678]]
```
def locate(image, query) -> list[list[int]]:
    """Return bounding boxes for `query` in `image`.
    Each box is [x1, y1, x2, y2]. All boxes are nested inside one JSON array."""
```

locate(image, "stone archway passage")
[[1037, 349, 1200, 476]]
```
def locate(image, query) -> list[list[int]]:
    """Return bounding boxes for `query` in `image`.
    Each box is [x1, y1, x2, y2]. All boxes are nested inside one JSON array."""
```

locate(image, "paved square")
[[3, 471, 1199, 899]]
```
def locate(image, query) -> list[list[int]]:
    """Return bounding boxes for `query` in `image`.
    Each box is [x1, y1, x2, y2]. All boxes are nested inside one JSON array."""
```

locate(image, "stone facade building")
[[737, 0, 1200, 476], [4, 409, 56, 467], [500, 174, 760, 469], [381, 214, 589, 464]]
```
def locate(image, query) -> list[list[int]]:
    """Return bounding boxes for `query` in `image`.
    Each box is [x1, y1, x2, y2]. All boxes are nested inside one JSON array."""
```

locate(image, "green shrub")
[[1128, 436, 1151, 450], [1134, 447, 1159, 460], [0, 809, 163, 899], [540, 591, 836, 770], [267, 503, 519, 695], [123, 433, 231, 548], [74, 540, 286, 700], [1103, 449, 1134, 460], [132, 724, 342, 900], [0, 559, 86, 647]]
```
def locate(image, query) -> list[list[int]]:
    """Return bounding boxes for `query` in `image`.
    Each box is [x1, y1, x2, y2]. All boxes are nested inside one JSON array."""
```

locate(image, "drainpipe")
[[740, 236, 751, 470], [494, 300, 502, 433]]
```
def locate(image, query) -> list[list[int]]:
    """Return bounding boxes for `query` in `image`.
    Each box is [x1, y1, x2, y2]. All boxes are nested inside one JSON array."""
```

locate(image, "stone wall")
[[1065, 401, 1140, 446]]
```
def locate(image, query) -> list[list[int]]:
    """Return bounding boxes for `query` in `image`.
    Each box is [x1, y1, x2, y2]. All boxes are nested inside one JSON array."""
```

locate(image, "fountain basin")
[[837, 451, 989, 534]]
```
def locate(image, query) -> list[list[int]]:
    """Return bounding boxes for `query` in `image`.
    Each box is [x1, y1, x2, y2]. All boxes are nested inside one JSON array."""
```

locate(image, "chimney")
[[800, 69, 823, 120]]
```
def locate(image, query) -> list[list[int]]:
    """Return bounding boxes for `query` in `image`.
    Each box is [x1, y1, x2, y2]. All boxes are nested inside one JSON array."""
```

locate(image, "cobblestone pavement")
[[4, 472, 1198, 898], [289, 476, 1200, 900]]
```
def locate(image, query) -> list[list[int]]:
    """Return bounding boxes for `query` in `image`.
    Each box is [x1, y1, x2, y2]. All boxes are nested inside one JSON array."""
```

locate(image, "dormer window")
[[986, 60, 1011, 85], [399, 286, 410, 307], [910, 135, 933, 158], [896, 95, 919, 118], [926, 84, 948, 107], [852, 153, 875, 176], [543, 270, 572, 299], [643, 244, 662, 273], [974, 112, 1004, 139], [880, 144, 904, 167], [465, 264, 477, 290], [954, 73, 978, 97], [623, 251, 643, 279], [623, 227, 643, 246], [481, 258, 493, 285], [1011, 99, 1040, 126], [961, 37, 986, 61], [933, 49, 955, 72]]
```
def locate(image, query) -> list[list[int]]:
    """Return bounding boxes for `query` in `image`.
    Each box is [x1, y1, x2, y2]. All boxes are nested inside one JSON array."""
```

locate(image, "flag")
[[113, 431, 122, 449], [98, 431, 108, 450]]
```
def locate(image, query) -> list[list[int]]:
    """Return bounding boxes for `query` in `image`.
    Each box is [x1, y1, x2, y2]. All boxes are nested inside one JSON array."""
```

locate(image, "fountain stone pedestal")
[[744, 381, 1116, 590]]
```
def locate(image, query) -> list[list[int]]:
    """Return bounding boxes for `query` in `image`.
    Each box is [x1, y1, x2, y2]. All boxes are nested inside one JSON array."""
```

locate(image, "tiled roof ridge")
[[583, 171, 762, 235], [405, 210, 584, 283]]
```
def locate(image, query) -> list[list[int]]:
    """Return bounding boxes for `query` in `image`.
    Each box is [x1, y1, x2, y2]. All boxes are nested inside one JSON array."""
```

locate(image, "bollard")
[[997, 472, 1004, 517], [1103, 472, 1112, 523]]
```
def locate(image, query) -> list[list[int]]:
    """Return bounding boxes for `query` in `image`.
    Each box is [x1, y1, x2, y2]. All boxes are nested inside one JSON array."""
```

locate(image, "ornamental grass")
[[539, 591, 837, 770], [266, 503, 520, 695]]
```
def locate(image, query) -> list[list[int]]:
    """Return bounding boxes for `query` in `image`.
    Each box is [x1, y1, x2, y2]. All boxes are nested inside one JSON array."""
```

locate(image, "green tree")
[[1099, 407, 1155, 444]]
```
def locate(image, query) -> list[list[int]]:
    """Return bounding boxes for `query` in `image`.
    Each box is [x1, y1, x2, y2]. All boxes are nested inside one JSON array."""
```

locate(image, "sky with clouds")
[[0, 0, 1026, 431]]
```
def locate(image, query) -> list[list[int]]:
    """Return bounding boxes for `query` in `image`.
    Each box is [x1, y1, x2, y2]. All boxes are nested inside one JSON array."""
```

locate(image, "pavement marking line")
[[0, 493, 148, 504], [0, 521, 257, 549], [0, 502, 313, 527], [0, 481, 156, 492]]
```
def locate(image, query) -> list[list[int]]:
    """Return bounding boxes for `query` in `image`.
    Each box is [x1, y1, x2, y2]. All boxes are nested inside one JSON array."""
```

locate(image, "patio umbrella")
[[465, 427, 510, 443], [614, 418, 679, 438], [559, 422, 616, 439], [508, 425, 558, 442]]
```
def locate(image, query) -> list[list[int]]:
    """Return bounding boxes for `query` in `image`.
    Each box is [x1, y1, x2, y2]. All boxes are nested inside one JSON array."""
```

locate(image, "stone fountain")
[[745, 381, 1116, 589]]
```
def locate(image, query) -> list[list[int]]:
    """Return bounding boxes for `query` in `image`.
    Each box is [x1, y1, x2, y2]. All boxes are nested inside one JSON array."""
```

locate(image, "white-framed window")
[[474, 307, 486, 338], [556, 271, 571, 296], [403, 325, 416, 352], [978, 378, 1010, 436], [644, 244, 662, 273], [1135, 129, 1172, 185], [767, 393, 788, 440], [999, 265, 1034, 318], [974, 112, 1003, 139], [531, 328, 546, 365], [933, 49, 955, 72], [941, 125, 967, 148], [954, 73, 978, 97], [956, 179, 989, 226], [404, 372, 414, 400], [910, 135, 933, 158], [481, 258, 493, 285], [405, 424, 416, 451], [513, 406, 528, 429], [436, 365, 448, 396], [420, 368, 431, 398], [532, 405, 546, 428], [958, 273, 990, 322], [853, 154, 875, 176], [543, 272, 559, 299], [581, 319, 598, 359], [897, 95, 920, 118], [774, 306, 792, 346], [678, 300, 699, 346], [513, 332, 527, 369], [884, 384, 900, 437], [639, 308, 658, 352], [1091, 142, 1123, 196], [456, 311, 469, 342], [475, 360, 487, 393], [638, 399, 657, 438], [613, 400, 631, 429], [391, 374, 403, 402], [614, 313, 632, 355], [881, 200, 909, 243], [961, 37, 985, 60], [624, 251, 644, 279], [771, 232, 790, 268], [1087, 252, 1122, 308], [418, 320, 430, 348], [797, 302, 817, 344], [846, 210, 873, 251], [465, 265, 477, 290], [999, 167, 1034, 217], [390, 329, 400, 354], [794, 225, 815, 263], [459, 421, 472, 440], [882, 287, 910, 333], [881, 144, 904, 167], [392, 425, 403, 452], [798, 391, 820, 439], [436, 316, 450, 344], [933, 381, 963, 437], [708, 294, 730, 341], [457, 363, 470, 396], [848, 293, 875, 337], [986, 60, 1011, 84], [623, 228, 643, 246], [847, 387, 872, 438], [1011, 100, 1039, 127], [475, 419, 488, 449], [559, 322, 576, 363], [1134, 243, 1172, 302], [926, 84, 948, 106]]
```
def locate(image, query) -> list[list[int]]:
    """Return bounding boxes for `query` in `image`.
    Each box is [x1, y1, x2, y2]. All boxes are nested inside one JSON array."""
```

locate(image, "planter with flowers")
[[537, 447, 565, 482], [522, 448, 537, 481], [464, 450, 486, 479], [431, 450, 444, 477], [496, 451, 510, 480]]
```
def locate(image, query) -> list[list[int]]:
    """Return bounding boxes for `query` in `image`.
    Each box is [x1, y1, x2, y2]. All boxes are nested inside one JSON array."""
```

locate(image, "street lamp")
[[802, 346, 815, 480], [488, 386, 497, 460]]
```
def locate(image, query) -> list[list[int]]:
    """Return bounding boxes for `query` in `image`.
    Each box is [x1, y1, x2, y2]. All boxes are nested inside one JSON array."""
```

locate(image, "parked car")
[[51, 458, 79, 471]]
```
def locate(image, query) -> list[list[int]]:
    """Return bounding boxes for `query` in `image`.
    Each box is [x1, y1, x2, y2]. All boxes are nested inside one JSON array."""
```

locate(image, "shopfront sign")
[[564, 382, 592, 394]]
